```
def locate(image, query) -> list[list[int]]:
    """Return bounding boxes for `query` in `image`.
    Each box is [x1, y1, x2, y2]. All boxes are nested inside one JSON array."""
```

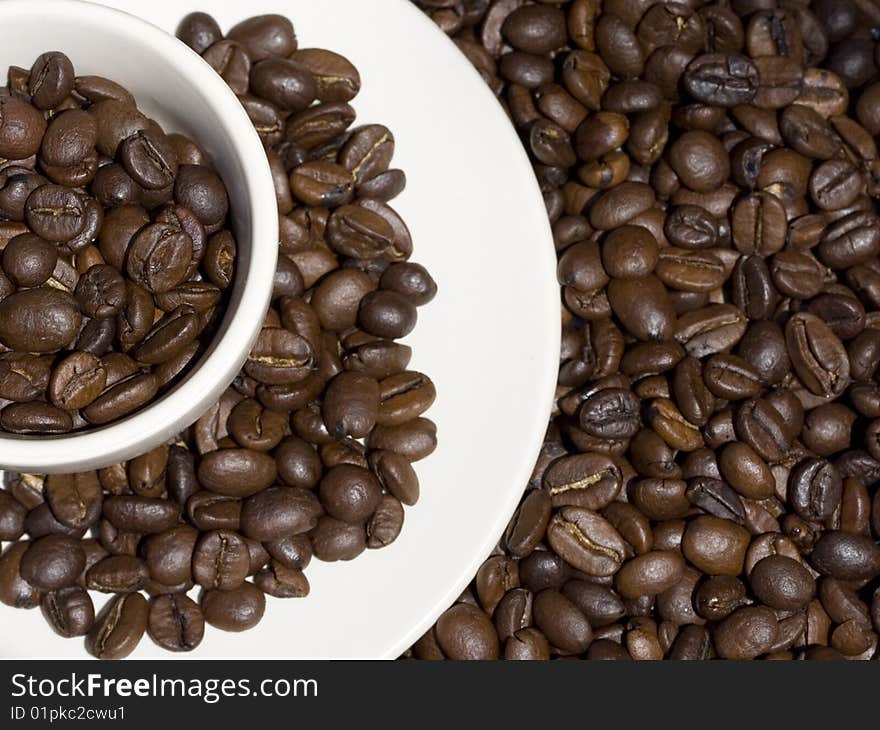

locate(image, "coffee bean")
[[86, 592, 148, 659], [86, 555, 148, 593], [435, 604, 499, 660], [788, 458, 842, 522], [682, 515, 750, 576], [0, 287, 82, 353], [786, 313, 851, 398], [533, 589, 592, 655], [714, 606, 778, 659], [810, 531, 880, 581], [0, 97, 46, 159], [44, 471, 102, 530], [201, 582, 266, 632], [546, 507, 627, 577], [192, 530, 250, 590], [228, 14, 297, 61], [41, 586, 94, 638], [615, 551, 685, 599], [309, 516, 365, 562], [542, 453, 622, 510], [0, 542, 41, 608], [147, 594, 204, 652], [20, 535, 85, 591], [749, 555, 815, 610], [197, 449, 277, 498], [240, 486, 322, 542], [684, 53, 758, 106], [103, 496, 178, 534], [578, 388, 640, 440]]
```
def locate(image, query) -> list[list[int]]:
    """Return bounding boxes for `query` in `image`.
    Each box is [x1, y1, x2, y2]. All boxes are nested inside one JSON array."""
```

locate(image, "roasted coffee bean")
[[192, 530, 250, 590], [197, 449, 277, 498], [684, 53, 758, 106], [749, 555, 815, 611], [241, 486, 322, 542], [0, 287, 82, 353], [290, 49, 360, 103], [147, 594, 204, 652], [41, 586, 94, 638], [533, 589, 592, 655], [682, 516, 750, 576], [546, 507, 627, 577], [714, 606, 778, 660], [810, 532, 880, 581], [20, 535, 85, 591], [309, 516, 366, 561], [47, 353, 107, 411], [0, 96, 46, 159], [201, 582, 266, 632], [703, 354, 761, 400], [435, 604, 500, 660], [82, 373, 160, 425], [788, 458, 842, 522], [2, 233, 56, 287], [143, 525, 197, 587], [86, 592, 148, 659], [0, 542, 42, 609], [694, 575, 748, 622], [254, 560, 309, 598], [578, 388, 640, 440], [735, 398, 791, 462], [720, 442, 775, 499], [85, 555, 148, 593], [615, 551, 685, 600], [44, 471, 102, 530], [786, 313, 850, 398], [542, 453, 621, 510], [103, 496, 178, 534], [686, 477, 746, 523]]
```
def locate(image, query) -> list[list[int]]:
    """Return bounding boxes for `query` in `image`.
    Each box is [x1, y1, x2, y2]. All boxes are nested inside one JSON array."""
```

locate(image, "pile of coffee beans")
[[407, 0, 880, 660], [0, 13, 436, 658], [0, 52, 237, 433]]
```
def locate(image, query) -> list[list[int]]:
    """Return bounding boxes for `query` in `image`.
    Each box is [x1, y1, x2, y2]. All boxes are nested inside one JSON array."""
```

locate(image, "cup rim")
[[0, 0, 278, 473]]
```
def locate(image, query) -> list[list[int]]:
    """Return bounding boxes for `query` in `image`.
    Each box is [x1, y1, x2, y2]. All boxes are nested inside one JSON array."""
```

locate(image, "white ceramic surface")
[[0, 0, 558, 658], [0, 0, 278, 473]]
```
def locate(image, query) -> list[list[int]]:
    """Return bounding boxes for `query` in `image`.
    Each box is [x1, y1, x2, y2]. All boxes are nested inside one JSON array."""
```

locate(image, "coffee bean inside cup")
[[0, 52, 239, 433]]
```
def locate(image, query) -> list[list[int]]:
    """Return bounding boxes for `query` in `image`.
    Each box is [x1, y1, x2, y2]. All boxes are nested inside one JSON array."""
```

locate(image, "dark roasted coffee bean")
[[44, 471, 102, 530], [86, 555, 148, 593], [684, 53, 758, 106], [241, 486, 322, 542], [192, 530, 250, 590], [789, 458, 842, 522], [750, 555, 815, 611], [578, 388, 640, 440], [103, 496, 178, 534], [20, 535, 85, 591], [201, 582, 265, 633], [0, 287, 81, 353], [786, 313, 850, 398], [143, 525, 197, 587], [686, 477, 746, 523], [147, 594, 204, 652], [0, 542, 42, 608], [714, 606, 778, 660], [41, 586, 94, 638], [86, 592, 148, 659], [197, 448, 277, 498], [810, 531, 880, 581], [546, 507, 626, 577]]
